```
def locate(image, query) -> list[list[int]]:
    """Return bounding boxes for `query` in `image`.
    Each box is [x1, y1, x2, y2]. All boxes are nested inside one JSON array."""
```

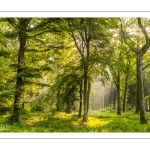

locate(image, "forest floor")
[[0, 110, 150, 132]]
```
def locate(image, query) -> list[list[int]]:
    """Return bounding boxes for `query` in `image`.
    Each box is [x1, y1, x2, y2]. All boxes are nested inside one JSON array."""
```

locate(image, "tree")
[[120, 18, 150, 124], [109, 33, 136, 113], [6, 18, 31, 122], [66, 18, 92, 121], [65, 18, 112, 121], [108, 49, 122, 115], [6, 18, 63, 122]]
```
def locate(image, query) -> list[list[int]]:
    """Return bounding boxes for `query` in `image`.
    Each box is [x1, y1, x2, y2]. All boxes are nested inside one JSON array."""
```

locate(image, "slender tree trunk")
[[87, 82, 91, 112], [117, 74, 121, 115], [109, 82, 113, 107], [136, 55, 140, 114], [120, 17, 150, 124], [123, 75, 129, 112], [11, 19, 30, 123], [113, 90, 116, 110], [78, 79, 83, 117], [83, 67, 88, 122], [83, 31, 90, 122], [109, 91, 112, 107], [68, 18, 91, 122], [56, 89, 60, 111], [56, 67, 60, 111], [137, 53, 147, 124]]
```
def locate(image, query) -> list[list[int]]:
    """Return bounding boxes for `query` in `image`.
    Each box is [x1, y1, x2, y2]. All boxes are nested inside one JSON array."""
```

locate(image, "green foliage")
[[0, 107, 12, 115], [145, 95, 150, 102], [0, 89, 15, 98], [31, 97, 50, 112], [0, 111, 150, 132], [31, 102, 45, 112], [0, 17, 150, 125]]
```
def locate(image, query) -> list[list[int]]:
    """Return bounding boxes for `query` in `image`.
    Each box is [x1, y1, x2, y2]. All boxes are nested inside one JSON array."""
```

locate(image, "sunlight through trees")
[[0, 17, 150, 129]]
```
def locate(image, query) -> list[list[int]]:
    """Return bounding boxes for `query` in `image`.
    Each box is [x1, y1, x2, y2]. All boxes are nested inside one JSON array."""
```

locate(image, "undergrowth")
[[0, 110, 150, 132]]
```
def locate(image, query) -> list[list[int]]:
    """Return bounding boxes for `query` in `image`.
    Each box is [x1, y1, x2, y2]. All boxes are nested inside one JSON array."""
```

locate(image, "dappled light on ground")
[[0, 111, 150, 132], [83, 117, 109, 128]]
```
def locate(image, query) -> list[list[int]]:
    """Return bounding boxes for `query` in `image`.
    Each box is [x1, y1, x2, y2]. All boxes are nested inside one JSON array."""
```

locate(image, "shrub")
[[0, 107, 12, 114], [31, 101, 45, 112]]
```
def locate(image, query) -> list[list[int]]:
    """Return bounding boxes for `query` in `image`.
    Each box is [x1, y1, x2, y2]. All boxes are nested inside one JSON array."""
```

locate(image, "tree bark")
[[83, 31, 90, 122], [120, 18, 149, 124], [113, 90, 117, 110], [78, 79, 83, 117], [123, 75, 129, 112], [117, 74, 121, 115], [83, 66, 88, 122], [56, 89, 60, 111], [56, 73, 60, 112], [10, 19, 31, 123], [87, 82, 91, 112], [137, 52, 147, 124], [68, 18, 91, 122], [135, 55, 140, 114]]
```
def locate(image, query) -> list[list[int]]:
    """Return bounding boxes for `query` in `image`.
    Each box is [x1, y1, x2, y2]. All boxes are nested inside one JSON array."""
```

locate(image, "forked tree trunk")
[[68, 18, 91, 122], [120, 18, 149, 124], [137, 52, 147, 124]]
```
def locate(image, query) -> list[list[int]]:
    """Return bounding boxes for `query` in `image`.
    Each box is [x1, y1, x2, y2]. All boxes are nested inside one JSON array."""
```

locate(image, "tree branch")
[[67, 20, 84, 58], [119, 18, 136, 53], [7, 18, 19, 33], [137, 18, 150, 55], [26, 45, 64, 52]]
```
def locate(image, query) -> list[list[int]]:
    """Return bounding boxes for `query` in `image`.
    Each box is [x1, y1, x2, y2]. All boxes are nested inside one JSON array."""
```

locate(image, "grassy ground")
[[0, 110, 150, 132]]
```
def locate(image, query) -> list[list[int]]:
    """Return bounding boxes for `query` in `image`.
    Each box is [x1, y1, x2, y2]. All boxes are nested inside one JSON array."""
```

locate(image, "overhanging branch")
[[137, 18, 150, 55], [119, 18, 136, 53]]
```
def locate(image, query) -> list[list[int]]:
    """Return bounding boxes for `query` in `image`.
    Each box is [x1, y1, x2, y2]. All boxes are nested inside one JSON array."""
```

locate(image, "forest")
[[0, 17, 150, 132]]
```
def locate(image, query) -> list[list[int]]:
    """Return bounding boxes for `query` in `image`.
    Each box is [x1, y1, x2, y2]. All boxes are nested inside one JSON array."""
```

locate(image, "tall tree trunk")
[[123, 75, 129, 112], [68, 18, 91, 122], [11, 19, 30, 123], [56, 89, 60, 111], [83, 66, 88, 122], [117, 74, 121, 115], [136, 55, 140, 114], [137, 53, 147, 124], [113, 90, 116, 110], [120, 17, 150, 124], [78, 79, 83, 117], [109, 82, 113, 107], [83, 30, 90, 122], [87, 82, 91, 112], [56, 65, 60, 111], [109, 91, 112, 107]]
